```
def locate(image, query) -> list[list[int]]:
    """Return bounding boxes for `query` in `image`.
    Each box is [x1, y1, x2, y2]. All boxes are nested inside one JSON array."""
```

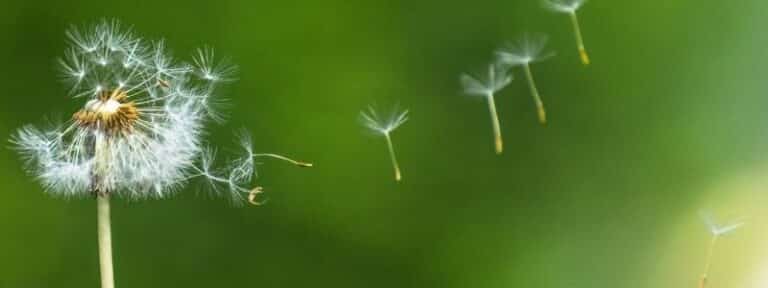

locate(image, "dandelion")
[[360, 105, 408, 182], [496, 34, 554, 125], [460, 63, 512, 154], [11, 20, 309, 288], [544, 0, 591, 65], [698, 211, 745, 288]]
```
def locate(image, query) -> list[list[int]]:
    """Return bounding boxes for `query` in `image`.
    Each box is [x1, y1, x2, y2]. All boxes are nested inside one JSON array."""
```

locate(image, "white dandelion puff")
[[543, 0, 591, 65], [702, 211, 745, 237], [10, 20, 310, 288], [543, 0, 586, 13], [66, 24, 100, 53], [698, 211, 746, 288], [360, 105, 408, 182], [59, 49, 89, 90], [12, 20, 261, 200], [496, 34, 555, 67], [496, 34, 554, 125], [460, 63, 512, 154], [193, 47, 238, 84]]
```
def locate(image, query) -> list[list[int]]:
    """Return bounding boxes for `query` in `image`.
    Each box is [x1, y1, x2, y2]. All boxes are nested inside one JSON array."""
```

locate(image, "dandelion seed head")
[[460, 63, 512, 97], [496, 34, 555, 67], [360, 105, 409, 135], [11, 20, 251, 201], [543, 0, 587, 13], [700, 211, 746, 237]]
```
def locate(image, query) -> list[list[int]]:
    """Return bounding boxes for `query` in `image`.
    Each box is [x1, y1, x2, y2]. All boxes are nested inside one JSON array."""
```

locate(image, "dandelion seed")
[[360, 105, 408, 182], [193, 47, 237, 84], [698, 211, 745, 288], [60, 49, 88, 90], [496, 34, 554, 125], [11, 20, 309, 288], [190, 131, 312, 205], [544, 0, 590, 65], [248, 186, 265, 205], [460, 63, 512, 154]]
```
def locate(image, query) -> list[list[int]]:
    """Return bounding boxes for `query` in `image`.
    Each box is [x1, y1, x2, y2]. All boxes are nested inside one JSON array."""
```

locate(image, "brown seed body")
[[74, 89, 139, 134]]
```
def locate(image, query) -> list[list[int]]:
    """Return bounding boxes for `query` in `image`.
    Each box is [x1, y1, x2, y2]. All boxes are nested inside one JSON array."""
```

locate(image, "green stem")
[[97, 195, 115, 288], [702, 236, 718, 283], [384, 133, 402, 182], [486, 94, 503, 154], [523, 64, 547, 125], [570, 12, 590, 65]]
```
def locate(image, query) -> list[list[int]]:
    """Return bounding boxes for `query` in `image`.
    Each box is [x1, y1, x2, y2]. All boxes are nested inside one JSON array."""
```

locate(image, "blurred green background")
[[2, 0, 768, 287]]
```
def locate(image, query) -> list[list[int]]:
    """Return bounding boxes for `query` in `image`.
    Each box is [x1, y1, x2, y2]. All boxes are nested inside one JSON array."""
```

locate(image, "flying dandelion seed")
[[698, 211, 745, 288], [460, 63, 512, 154], [496, 34, 554, 125], [544, 0, 591, 65], [360, 105, 408, 182], [191, 131, 313, 206], [11, 20, 310, 288]]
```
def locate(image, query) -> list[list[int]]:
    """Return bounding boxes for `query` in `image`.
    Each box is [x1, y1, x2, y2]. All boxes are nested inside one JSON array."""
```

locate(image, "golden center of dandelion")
[[73, 89, 139, 134]]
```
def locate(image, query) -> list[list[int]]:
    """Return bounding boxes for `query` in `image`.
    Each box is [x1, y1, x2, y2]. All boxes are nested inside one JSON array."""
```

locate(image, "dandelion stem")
[[569, 12, 590, 65], [523, 64, 547, 125], [97, 194, 115, 288], [384, 133, 402, 182], [486, 94, 503, 154], [252, 153, 313, 167], [700, 235, 718, 288], [93, 135, 115, 288]]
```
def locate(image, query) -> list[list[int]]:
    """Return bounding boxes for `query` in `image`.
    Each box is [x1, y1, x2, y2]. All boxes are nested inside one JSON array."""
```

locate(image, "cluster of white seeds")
[[12, 20, 265, 203]]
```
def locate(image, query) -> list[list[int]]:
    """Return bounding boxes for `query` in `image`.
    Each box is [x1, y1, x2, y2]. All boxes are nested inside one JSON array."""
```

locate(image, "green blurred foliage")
[[1, 0, 768, 287]]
